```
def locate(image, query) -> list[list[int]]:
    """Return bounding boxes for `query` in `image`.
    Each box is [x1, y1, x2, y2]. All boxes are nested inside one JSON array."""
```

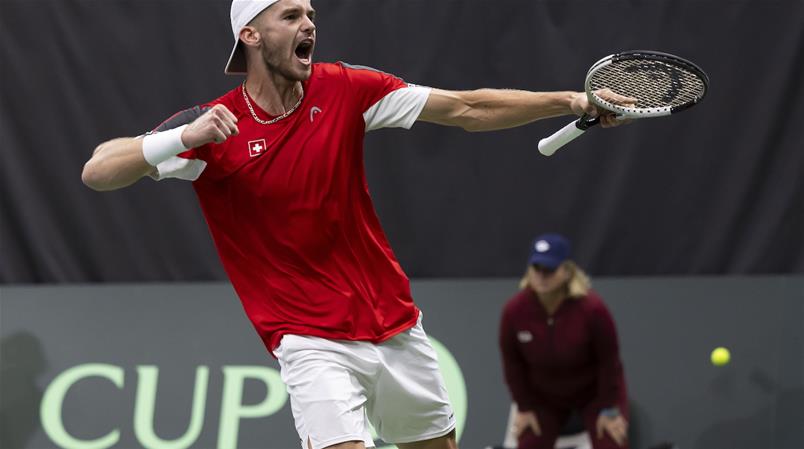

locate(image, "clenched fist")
[[181, 104, 239, 148]]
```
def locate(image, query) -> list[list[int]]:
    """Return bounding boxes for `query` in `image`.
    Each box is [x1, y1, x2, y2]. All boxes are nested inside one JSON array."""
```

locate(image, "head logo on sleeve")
[[248, 139, 267, 158]]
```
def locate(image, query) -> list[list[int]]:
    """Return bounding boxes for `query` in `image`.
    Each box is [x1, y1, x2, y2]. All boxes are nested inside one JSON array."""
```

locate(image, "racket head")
[[584, 50, 709, 118]]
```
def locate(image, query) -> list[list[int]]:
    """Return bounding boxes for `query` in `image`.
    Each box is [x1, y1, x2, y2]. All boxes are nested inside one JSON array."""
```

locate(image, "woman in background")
[[499, 233, 629, 449]]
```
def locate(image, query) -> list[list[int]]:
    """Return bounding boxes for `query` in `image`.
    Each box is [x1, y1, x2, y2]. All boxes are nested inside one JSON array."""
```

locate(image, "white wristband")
[[142, 124, 189, 166]]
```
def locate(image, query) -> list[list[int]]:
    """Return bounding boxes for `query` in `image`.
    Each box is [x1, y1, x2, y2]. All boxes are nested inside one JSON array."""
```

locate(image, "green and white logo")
[[39, 337, 466, 449]]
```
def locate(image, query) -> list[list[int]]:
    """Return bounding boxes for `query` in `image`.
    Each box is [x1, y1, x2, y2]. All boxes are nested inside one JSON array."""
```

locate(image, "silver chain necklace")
[[241, 82, 304, 125]]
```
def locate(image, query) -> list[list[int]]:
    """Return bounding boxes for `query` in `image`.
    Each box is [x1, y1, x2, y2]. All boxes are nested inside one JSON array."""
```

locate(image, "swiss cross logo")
[[248, 139, 267, 158]]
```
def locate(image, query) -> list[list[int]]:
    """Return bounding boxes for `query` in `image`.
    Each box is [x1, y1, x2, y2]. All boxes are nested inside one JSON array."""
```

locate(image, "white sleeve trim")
[[149, 156, 207, 181], [363, 85, 432, 132]]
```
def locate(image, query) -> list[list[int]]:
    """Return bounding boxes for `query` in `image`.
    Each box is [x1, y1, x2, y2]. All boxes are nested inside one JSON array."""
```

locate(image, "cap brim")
[[528, 254, 562, 269], [224, 40, 247, 75]]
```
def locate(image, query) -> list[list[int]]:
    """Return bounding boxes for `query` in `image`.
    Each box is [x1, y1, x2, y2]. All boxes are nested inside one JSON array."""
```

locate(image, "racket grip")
[[538, 120, 587, 156]]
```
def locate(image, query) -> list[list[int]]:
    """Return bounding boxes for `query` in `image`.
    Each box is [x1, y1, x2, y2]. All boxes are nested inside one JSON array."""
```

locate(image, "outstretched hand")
[[570, 90, 637, 128]]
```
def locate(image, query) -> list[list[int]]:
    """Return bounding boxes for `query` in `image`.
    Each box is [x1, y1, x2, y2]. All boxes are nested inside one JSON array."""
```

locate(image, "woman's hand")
[[512, 410, 541, 437], [596, 413, 628, 446]]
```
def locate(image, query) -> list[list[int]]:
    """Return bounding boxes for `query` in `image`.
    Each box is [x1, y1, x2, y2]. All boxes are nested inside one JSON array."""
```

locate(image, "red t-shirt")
[[150, 62, 432, 355]]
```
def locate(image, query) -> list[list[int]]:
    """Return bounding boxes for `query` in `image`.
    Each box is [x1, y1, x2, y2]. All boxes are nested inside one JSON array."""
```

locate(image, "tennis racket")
[[538, 50, 709, 156]]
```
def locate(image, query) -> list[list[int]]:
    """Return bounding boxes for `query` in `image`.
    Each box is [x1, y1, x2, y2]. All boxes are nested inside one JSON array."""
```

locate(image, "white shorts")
[[275, 314, 456, 449]]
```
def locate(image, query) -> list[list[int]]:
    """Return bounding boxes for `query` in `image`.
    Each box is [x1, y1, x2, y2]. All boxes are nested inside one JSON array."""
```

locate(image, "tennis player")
[[82, 1, 631, 448]]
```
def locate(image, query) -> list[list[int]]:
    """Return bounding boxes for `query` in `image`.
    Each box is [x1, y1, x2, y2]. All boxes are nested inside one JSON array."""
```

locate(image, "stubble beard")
[[262, 46, 310, 83]]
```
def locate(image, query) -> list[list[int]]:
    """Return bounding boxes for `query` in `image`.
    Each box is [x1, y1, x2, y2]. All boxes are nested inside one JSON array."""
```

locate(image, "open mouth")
[[294, 40, 314, 64]]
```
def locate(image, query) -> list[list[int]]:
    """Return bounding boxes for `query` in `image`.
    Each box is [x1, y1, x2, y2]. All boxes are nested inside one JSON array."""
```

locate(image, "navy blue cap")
[[528, 233, 572, 269]]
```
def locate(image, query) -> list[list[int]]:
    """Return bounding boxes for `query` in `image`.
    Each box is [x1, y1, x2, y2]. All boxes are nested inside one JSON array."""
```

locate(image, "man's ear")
[[239, 26, 261, 48]]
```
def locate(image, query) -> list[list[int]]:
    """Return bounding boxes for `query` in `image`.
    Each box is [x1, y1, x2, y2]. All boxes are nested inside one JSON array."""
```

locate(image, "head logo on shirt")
[[248, 139, 267, 158], [309, 106, 322, 123]]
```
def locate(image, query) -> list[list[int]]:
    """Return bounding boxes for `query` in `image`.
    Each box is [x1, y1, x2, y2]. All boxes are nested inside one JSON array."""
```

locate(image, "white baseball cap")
[[224, 0, 281, 75]]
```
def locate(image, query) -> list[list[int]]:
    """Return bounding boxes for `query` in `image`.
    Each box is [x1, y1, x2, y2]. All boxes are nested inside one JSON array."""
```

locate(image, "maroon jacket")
[[499, 288, 627, 412]]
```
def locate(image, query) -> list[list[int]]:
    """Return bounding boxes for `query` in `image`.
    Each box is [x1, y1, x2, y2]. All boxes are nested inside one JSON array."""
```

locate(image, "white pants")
[[275, 314, 456, 449]]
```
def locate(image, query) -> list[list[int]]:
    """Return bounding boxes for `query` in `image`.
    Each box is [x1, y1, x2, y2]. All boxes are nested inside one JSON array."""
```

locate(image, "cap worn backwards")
[[224, 0, 282, 75]]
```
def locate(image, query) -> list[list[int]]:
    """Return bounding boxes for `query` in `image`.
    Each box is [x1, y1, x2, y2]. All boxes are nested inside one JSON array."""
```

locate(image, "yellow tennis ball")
[[711, 347, 731, 366]]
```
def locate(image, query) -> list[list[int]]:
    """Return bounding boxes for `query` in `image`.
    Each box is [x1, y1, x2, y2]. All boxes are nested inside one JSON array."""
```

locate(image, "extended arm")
[[418, 88, 628, 132]]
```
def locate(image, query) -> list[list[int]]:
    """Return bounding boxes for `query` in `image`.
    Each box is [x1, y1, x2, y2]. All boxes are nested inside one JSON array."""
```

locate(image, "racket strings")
[[589, 60, 706, 110]]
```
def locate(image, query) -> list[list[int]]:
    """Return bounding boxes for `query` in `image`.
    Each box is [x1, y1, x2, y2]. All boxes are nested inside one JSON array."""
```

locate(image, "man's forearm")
[[457, 89, 579, 132], [81, 137, 155, 191], [419, 88, 589, 132]]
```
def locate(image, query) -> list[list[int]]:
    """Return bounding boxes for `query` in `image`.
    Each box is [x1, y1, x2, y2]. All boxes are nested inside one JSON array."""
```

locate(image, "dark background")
[[2, 0, 803, 283]]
